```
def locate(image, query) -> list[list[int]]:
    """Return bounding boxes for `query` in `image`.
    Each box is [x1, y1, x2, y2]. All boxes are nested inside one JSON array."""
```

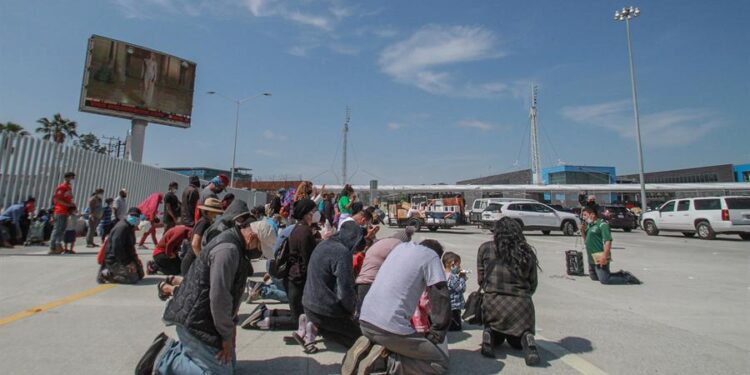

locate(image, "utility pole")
[[529, 84, 542, 185], [342, 106, 350, 185]]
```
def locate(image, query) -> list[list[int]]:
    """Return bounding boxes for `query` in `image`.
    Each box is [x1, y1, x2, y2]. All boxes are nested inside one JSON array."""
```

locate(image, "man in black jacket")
[[181, 176, 200, 227], [146, 215, 264, 375], [302, 221, 364, 350], [98, 207, 144, 284]]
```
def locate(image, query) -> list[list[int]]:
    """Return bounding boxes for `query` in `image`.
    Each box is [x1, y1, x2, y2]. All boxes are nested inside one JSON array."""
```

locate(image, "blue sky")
[[1, 0, 748, 184]]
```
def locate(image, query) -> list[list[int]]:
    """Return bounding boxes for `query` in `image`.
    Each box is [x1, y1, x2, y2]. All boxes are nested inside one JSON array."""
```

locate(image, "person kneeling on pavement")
[[137, 212, 265, 375], [147, 225, 192, 276], [98, 208, 144, 284], [581, 208, 641, 285], [299, 221, 364, 353], [343, 239, 451, 375]]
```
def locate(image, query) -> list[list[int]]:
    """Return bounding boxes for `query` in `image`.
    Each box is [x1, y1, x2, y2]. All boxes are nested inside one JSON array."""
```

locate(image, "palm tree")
[[36, 113, 78, 144], [0, 122, 30, 136]]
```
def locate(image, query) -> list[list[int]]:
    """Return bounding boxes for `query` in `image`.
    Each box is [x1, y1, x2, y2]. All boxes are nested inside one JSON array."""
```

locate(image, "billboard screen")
[[79, 35, 196, 128]]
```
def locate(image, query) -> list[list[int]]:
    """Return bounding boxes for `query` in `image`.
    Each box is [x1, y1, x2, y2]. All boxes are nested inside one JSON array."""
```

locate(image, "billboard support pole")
[[130, 119, 147, 163]]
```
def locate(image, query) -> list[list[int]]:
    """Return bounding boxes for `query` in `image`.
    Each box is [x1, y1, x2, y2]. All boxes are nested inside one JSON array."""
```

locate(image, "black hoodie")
[[201, 199, 254, 248], [302, 221, 364, 318]]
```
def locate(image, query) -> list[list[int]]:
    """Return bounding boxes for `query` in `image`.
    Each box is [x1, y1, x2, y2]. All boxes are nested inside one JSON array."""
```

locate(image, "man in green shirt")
[[581, 208, 641, 285]]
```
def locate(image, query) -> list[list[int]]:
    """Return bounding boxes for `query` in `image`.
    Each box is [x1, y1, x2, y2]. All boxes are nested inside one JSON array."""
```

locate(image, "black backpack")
[[565, 250, 585, 276]]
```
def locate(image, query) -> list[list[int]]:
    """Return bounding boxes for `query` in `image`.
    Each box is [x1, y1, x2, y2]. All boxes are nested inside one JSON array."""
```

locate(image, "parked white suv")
[[641, 196, 750, 240], [481, 201, 580, 236], [469, 198, 534, 224]]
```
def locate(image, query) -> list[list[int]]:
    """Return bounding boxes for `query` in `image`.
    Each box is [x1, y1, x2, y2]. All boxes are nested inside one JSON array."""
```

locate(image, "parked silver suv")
[[482, 201, 580, 236]]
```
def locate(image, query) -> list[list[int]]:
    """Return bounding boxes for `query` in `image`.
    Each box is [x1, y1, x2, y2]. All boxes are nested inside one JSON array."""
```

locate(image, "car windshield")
[[726, 198, 750, 209], [604, 206, 628, 214]]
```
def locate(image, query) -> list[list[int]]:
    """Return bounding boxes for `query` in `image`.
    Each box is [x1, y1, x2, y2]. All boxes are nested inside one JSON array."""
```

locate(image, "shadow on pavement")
[[236, 356, 340, 374], [447, 331, 472, 344], [449, 349, 505, 374]]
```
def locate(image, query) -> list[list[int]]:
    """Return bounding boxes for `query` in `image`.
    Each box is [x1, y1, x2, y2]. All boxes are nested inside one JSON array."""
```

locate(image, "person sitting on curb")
[[97, 207, 144, 284]]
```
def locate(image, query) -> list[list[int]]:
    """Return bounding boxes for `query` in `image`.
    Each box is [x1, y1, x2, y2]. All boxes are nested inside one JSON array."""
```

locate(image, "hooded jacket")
[[104, 219, 137, 265], [201, 199, 253, 248], [302, 221, 364, 318], [163, 226, 250, 349]]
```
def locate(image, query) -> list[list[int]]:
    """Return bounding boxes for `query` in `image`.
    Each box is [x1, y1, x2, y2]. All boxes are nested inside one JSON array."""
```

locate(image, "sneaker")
[[357, 344, 388, 375], [341, 336, 374, 375], [480, 329, 495, 358], [146, 261, 158, 275], [521, 333, 540, 366], [245, 281, 263, 303], [624, 271, 643, 285], [135, 332, 168, 375], [241, 304, 267, 329]]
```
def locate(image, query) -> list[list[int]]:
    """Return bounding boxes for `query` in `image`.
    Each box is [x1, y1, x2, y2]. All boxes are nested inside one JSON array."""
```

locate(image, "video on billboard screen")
[[79, 35, 196, 128]]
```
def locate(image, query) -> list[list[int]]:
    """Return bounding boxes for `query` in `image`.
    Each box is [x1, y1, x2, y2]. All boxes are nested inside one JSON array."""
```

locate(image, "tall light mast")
[[342, 106, 350, 185], [529, 84, 543, 185]]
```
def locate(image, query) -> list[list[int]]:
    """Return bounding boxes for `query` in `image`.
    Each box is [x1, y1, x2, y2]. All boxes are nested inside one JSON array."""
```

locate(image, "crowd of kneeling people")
[[98, 181, 543, 375]]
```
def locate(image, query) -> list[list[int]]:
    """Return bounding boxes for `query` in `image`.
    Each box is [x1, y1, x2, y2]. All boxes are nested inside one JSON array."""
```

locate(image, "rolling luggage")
[[565, 250, 585, 276], [25, 221, 46, 246]]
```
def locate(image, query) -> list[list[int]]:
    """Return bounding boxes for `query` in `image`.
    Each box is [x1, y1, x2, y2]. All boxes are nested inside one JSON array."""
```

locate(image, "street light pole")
[[207, 91, 271, 188], [615, 6, 647, 209]]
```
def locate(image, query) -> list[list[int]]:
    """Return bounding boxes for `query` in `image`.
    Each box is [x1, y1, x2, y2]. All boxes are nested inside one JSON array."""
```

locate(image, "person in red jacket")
[[49, 172, 76, 254], [147, 225, 192, 275]]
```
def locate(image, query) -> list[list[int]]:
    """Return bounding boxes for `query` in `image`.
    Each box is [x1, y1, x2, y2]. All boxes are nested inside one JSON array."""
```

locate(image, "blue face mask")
[[450, 265, 459, 275], [126, 216, 140, 227]]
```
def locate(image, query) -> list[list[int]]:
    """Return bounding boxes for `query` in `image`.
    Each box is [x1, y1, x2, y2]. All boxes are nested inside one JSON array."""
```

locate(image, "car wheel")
[[428, 226, 438, 232], [696, 221, 715, 240], [562, 221, 576, 236], [682, 232, 696, 238], [644, 220, 659, 236], [541, 230, 551, 235], [408, 219, 422, 232], [623, 228, 632, 233], [740, 233, 750, 241]]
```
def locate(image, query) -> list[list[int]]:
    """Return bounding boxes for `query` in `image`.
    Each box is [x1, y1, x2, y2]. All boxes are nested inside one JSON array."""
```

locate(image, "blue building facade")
[[542, 165, 617, 185], [734, 164, 750, 182]]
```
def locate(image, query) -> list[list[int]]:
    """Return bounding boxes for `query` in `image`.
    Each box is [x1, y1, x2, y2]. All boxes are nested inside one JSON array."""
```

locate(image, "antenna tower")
[[530, 84, 543, 185], [342, 106, 350, 185]]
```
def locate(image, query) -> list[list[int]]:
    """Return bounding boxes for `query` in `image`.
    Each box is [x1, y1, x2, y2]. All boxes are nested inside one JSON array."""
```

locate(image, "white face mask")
[[312, 211, 321, 223], [586, 218, 594, 224]]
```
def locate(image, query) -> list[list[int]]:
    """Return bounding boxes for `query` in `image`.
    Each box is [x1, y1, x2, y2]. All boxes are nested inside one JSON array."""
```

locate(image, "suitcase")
[[565, 250, 585, 276], [25, 221, 46, 246]]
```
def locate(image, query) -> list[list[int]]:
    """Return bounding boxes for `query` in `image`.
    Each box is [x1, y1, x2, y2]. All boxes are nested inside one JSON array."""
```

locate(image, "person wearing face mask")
[[139, 207, 271, 375], [581, 208, 641, 285], [49, 171, 76, 254], [86, 188, 105, 248], [442, 252, 467, 332], [194, 175, 229, 223], [113, 188, 128, 223], [98, 207, 144, 284]]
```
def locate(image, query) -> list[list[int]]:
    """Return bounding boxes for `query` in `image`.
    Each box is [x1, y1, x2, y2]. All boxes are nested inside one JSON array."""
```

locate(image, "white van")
[[469, 198, 534, 224], [641, 196, 750, 240]]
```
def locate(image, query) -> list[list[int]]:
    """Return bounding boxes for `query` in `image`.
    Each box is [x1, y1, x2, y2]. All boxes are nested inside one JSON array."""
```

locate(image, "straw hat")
[[199, 198, 224, 213]]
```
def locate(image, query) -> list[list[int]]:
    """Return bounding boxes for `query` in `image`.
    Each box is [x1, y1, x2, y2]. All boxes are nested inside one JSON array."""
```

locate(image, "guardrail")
[[0, 131, 265, 210]]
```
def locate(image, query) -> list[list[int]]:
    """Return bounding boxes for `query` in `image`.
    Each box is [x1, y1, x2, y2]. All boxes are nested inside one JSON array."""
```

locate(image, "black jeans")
[[449, 310, 462, 331], [154, 253, 182, 275], [355, 283, 371, 317], [284, 279, 305, 320], [305, 309, 361, 348]]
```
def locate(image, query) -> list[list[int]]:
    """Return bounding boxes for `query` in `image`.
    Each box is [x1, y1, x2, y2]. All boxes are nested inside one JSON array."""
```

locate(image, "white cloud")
[[328, 44, 359, 55], [263, 129, 288, 141], [242, 0, 333, 31], [387, 122, 403, 130], [458, 119, 495, 132], [112, 0, 230, 19], [561, 100, 722, 146], [379, 25, 509, 97]]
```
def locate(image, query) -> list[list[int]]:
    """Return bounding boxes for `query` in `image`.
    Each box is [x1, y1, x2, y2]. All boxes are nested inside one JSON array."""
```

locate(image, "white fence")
[[0, 131, 266, 211]]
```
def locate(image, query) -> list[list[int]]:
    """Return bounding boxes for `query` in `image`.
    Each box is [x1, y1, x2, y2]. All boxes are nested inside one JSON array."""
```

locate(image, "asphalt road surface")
[[1, 225, 748, 374]]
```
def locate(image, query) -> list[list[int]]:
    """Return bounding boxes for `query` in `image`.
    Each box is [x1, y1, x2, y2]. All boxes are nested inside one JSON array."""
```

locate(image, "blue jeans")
[[260, 277, 288, 302], [50, 214, 67, 250], [593, 264, 629, 285], [155, 326, 235, 375]]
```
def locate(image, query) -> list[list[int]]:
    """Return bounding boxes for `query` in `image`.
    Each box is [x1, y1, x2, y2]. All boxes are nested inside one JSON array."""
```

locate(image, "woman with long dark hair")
[[477, 217, 540, 365]]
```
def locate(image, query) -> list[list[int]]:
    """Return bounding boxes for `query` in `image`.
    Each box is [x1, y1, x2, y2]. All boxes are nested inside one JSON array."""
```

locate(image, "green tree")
[[35, 113, 78, 144], [0, 121, 30, 136], [74, 132, 107, 154]]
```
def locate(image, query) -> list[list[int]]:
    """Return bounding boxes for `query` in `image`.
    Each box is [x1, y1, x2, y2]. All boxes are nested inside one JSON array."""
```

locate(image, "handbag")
[[462, 251, 499, 325]]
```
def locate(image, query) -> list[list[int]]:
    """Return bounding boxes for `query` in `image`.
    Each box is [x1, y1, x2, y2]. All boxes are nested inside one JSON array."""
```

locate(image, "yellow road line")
[[537, 334, 609, 375], [0, 284, 117, 327]]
